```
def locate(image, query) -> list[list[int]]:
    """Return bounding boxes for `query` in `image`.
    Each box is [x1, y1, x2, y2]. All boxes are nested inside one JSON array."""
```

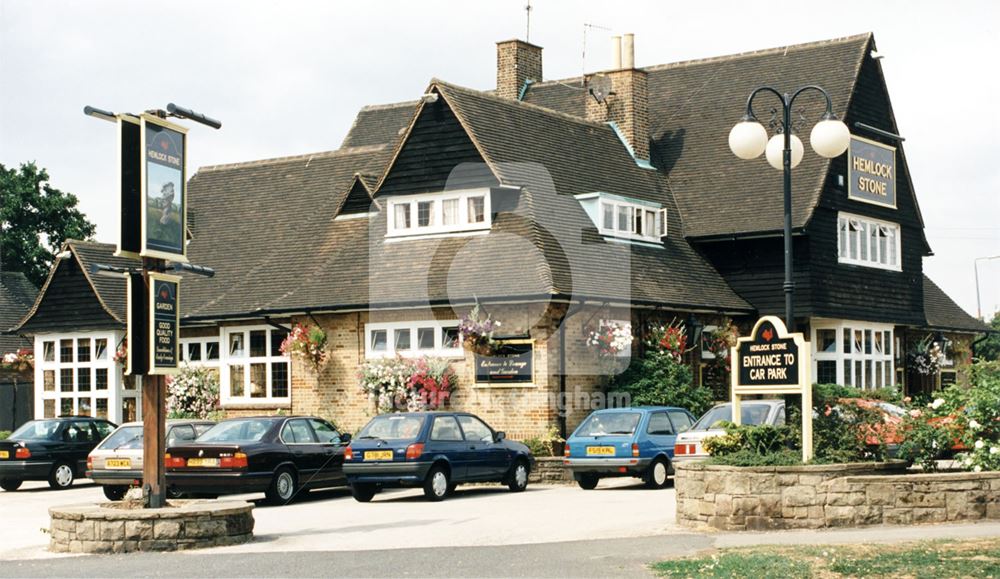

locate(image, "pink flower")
[[909, 409, 922, 418]]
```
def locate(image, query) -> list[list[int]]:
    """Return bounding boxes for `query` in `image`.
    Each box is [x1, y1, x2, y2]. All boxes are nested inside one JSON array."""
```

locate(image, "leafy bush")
[[0, 431, 10, 441], [166, 365, 221, 420], [786, 384, 894, 464], [706, 449, 802, 467], [813, 383, 903, 404], [703, 422, 793, 457], [609, 325, 713, 417], [523, 426, 564, 457]]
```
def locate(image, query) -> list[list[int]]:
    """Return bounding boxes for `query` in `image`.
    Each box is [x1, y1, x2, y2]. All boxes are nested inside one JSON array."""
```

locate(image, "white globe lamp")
[[728, 119, 768, 160], [810, 116, 851, 158], [765, 133, 804, 170]]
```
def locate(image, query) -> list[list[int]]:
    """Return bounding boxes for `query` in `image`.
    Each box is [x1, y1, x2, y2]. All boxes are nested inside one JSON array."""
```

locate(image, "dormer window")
[[577, 192, 666, 244], [386, 188, 492, 238]]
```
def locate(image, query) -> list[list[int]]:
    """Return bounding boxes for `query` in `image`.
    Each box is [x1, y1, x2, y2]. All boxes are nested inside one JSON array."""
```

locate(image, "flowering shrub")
[[280, 324, 328, 371], [458, 304, 501, 355], [360, 356, 454, 413], [0, 348, 34, 372], [656, 323, 688, 363], [585, 321, 633, 357], [166, 365, 221, 419]]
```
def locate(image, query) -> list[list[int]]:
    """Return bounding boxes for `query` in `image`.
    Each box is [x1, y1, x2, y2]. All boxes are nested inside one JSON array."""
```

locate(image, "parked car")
[[87, 419, 215, 500], [343, 412, 535, 502], [673, 400, 786, 462], [563, 407, 695, 490], [165, 416, 350, 505], [0, 416, 117, 491]]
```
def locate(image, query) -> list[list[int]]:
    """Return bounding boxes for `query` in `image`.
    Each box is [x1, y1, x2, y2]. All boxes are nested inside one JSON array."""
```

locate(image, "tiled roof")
[[922, 275, 991, 333], [341, 101, 418, 148], [0, 272, 37, 353], [70, 240, 138, 322]]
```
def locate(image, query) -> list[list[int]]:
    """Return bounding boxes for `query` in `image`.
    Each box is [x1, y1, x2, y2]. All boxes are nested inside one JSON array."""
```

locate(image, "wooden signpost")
[[730, 316, 813, 462]]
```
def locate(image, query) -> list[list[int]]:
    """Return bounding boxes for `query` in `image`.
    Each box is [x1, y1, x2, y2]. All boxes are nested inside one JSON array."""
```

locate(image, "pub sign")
[[140, 114, 188, 262], [848, 135, 896, 209], [148, 272, 181, 375], [475, 341, 533, 384]]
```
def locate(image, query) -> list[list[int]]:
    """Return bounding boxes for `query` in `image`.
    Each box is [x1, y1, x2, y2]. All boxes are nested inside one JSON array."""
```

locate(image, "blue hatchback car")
[[564, 406, 695, 490], [343, 412, 535, 502]]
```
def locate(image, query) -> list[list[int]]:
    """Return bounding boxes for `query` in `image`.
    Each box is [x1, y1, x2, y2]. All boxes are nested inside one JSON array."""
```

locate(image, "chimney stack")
[[587, 33, 649, 161], [496, 39, 543, 100]]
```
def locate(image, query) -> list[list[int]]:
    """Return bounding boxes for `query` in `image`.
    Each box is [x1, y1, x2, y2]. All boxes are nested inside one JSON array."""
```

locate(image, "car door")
[[308, 418, 346, 485], [457, 415, 507, 480], [63, 421, 97, 474], [427, 415, 469, 481], [280, 419, 323, 483], [645, 412, 677, 457]]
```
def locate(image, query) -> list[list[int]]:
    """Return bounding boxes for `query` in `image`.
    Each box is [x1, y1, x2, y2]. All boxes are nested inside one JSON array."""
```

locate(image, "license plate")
[[186, 458, 219, 467], [105, 458, 131, 469], [586, 446, 616, 456], [364, 450, 394, 461], [0, 451, 7, 459]]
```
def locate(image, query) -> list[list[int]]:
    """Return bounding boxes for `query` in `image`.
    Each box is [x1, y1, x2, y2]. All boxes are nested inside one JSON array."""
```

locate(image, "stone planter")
[[529, 456, 574, 484], [49, 500, 254, 554], [676, 461, 1000, 530]]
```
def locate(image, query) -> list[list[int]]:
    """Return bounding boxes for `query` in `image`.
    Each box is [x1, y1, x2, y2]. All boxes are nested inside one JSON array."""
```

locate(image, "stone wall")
[[529, 456, 573, 485], [675, 462, 1000, 531], [49, 500, 254, 554]]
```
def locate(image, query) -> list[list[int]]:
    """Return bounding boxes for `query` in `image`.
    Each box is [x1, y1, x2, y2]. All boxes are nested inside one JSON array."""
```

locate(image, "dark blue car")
[[564, 406, 695, 490], [343, 412, 535, 502]]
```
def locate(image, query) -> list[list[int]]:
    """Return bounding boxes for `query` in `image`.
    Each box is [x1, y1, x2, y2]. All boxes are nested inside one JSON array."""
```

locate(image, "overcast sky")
[[1, 0, 997, 319]]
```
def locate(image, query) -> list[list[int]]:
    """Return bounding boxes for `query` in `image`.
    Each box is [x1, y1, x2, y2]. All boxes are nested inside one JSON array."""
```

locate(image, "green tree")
[[975, 311, 1000, 362], [0, 162, 95, 286], [609, 349, 713, 417]]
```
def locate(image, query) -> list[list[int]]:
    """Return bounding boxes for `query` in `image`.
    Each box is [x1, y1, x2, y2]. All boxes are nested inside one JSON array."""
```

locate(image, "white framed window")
[[837, 212, 901, 271], [385, 189, 492, 238], [35, 332, 119, 421], [179, 337, 221, 367], [812, 319, 894, 390], [599, 199, 665, 242], [365, 320, 462, 359], [700, 325, 719, 360], [220, 326, 290, 404]]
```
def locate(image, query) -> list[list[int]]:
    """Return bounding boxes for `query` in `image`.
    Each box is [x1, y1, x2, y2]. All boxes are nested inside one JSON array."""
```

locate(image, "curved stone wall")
[[49, 500, 254, 554], [675, 462, 1000, 531]]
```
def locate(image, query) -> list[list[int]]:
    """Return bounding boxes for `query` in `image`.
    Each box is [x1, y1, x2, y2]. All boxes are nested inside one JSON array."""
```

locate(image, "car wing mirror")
[[340, 433, 352, 444], [494, 431, 506, 442]]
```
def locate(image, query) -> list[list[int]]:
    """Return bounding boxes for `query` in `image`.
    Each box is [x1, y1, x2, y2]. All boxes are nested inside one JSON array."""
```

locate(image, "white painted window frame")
[[220, 326, 291, 406], [34, 331, 125, 422], [385, 188, 492, 238], [837, 212, 902, 271], [179, 336, 222, 368], [364, 320, 463, 359], [811, 319, 895, 390], [598, 198, 666, 243]]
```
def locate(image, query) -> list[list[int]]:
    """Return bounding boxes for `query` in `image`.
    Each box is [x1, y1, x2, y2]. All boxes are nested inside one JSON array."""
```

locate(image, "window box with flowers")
[[359, 356, 455, 414]]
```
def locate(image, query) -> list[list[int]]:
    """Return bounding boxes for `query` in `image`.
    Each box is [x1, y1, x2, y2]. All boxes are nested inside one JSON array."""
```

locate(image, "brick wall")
[[496, 40, 543, 100], [585, 69, 649, 161]]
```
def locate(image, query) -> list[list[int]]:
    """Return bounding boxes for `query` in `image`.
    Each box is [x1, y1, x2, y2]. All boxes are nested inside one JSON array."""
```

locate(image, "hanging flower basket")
[[459, 304, 501, 356], [585, 321, 634, 358], [906, 334, 943, 376], [0, 349, 34, 373], [113, 340, 128, 367], [280, 323, 328, 372]]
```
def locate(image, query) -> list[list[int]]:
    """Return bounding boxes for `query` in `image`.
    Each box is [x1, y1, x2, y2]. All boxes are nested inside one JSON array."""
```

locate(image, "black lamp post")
[[729, 86, 851, 331]]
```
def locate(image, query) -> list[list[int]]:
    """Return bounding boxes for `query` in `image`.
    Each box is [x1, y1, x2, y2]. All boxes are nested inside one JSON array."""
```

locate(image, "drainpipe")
[[559, 312, 567, 440]]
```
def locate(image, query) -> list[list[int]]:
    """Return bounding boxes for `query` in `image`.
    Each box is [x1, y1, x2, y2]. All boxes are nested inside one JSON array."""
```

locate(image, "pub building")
[[8, 33, 990, 437]]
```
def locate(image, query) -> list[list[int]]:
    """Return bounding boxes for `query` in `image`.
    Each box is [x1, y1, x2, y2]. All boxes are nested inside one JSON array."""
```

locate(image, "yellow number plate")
[[105, 458, 131, 469], [186, 458, 219, 467], [364, 450, 394, 461], [0, 451, 8, 459], [586, 446, 616, 456]]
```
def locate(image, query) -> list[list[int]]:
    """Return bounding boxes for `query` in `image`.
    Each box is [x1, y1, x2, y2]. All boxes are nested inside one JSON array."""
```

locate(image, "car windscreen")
[[574, 412, 641, 437], [197, 419, 273, 443], [693, 404, 772, 430], [357, 415, 426, 441], [9, 420, 62, 441], [98, 426, 143, 450]]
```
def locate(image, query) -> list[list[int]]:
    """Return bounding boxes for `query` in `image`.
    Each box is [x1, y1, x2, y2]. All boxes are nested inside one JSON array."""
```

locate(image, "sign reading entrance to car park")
[[848, 135, 896, 209], [140, 114, 188, 262], [147, 272, 181, 375], [731, 316, 813, 461], [475, 341, 533, 384]]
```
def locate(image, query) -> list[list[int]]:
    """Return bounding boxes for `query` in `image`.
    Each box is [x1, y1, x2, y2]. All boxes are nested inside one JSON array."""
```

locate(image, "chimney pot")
[[612, 35, 622, 70], [622, 33, 635, 69]]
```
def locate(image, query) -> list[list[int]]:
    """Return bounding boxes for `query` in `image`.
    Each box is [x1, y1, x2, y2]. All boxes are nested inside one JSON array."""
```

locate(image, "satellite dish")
[[588, 74, 613, 103]]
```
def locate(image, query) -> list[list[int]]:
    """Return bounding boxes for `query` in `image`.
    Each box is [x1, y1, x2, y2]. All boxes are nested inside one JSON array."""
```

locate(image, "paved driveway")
[[0, 478, 679, 559]]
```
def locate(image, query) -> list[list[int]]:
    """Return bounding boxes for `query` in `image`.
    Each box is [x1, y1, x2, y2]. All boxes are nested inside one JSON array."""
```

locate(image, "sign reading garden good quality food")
[[140, 114, 188, 261], [475, 341, 533, 384], [148, 272, 181, 375], [848, 135, 896, 209]]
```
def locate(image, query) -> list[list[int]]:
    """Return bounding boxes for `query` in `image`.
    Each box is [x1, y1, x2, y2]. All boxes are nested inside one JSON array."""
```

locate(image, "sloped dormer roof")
[[0, 272, 38, 352]]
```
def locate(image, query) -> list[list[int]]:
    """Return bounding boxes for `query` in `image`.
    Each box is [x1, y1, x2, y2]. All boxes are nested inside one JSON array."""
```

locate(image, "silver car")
[[672, 400, 785, 462], [87, 419, 215, 500]]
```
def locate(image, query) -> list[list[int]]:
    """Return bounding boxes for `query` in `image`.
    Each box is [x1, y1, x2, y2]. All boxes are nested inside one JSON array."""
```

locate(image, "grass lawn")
[[652, 537, 1000, 578]]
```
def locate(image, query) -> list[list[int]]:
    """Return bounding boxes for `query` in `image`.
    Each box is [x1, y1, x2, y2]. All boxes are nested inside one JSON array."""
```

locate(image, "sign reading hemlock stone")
[[475, 341, 533, 384], [140, 114, 188, 261], [848, 135, 896, 208]]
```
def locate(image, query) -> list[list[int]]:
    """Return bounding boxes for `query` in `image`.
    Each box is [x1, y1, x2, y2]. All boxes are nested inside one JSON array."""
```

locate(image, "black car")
[[0, 416, 117, 491], [343, 412, 535, 502], [165, 416, 350, 505]]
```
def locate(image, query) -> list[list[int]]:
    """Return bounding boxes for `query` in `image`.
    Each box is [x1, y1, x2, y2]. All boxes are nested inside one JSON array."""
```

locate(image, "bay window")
[[35, 333, 119, 421], [386, 189, 491, 238]]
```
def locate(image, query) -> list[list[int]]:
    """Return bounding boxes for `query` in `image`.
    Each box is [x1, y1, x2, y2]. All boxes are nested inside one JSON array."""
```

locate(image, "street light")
[[975, 255, 1000, 320], [729, 86, 851, 330]]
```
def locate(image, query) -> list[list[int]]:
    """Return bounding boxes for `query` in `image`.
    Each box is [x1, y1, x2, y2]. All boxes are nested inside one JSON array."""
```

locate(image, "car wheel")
[[577, 473, 599, 490], [48, 462, 75, 489], [103, 485, 128, 501], [645, 457, 670, 489], [0, 478, 22, 492], [351, 483, 378, 503], [265, 467, 297, 505], [507, 460, 529, 492], [423, 465, 450, 501]]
